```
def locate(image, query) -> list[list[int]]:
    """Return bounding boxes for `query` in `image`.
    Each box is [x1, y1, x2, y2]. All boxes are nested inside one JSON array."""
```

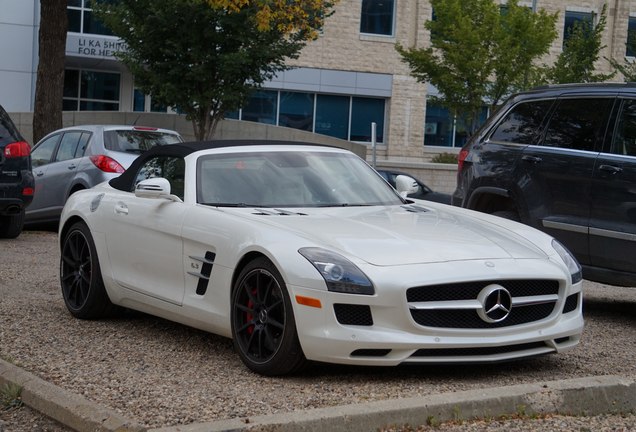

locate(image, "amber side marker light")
[[295, 295, 322, 308]]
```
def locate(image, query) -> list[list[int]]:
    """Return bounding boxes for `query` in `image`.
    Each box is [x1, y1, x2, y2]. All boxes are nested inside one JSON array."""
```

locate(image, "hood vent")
[[252, 208, 307, 216]]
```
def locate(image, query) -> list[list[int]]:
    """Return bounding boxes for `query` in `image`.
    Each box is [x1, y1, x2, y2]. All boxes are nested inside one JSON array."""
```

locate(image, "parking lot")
[[1, 230, 635, 430]]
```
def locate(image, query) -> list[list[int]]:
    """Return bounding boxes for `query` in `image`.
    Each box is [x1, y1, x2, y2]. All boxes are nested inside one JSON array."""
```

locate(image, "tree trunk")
[[33, 0, 68, 144]]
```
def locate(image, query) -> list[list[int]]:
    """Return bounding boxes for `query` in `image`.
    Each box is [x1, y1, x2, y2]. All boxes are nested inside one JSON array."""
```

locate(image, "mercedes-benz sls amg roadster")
[[59, 140, 584, 375]]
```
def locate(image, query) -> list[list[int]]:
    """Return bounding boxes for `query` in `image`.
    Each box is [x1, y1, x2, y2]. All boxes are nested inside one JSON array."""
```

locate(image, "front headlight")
[[552, 239, 582, 284], [298, 247, 375, 295]]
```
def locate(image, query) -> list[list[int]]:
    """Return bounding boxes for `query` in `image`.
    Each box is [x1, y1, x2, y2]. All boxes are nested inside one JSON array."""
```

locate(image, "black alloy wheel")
[[231, 257, 306, 375], [60, 222, 115, 319]]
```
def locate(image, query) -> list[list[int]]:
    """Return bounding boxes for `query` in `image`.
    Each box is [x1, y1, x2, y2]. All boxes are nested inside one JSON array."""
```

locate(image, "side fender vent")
[[188, 251, 216, 295]]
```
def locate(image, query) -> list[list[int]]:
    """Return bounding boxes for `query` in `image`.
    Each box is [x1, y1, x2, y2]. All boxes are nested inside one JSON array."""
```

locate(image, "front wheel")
[[60, 221, 116, 319], [231, 257, 306, 376]]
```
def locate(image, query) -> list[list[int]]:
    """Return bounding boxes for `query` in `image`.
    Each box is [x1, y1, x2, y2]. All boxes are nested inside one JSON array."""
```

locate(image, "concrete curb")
[[0, 359, 144, 432], [1, 358, 635, 432]]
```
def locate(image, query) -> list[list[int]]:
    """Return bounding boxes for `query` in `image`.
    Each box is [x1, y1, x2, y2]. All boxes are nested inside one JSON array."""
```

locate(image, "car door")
[[589, 97, 636, 276], [102, 155, 187, 305], [29, 133, 60, 220], [30, 131, 87, 220], [514, 96, 615, 267]]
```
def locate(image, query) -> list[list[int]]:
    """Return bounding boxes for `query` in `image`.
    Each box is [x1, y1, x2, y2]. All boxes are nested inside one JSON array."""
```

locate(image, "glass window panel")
[[76, 132, 91, 157], [55, 132, 83, 162], [563, 11, 593, 44], [612, 99, 636, 156], [80, 71, 120, 101], [543, 98, 613, 151], [350, 97, 385, 142], [241, 91, 277, 125], [150, 99, 168, 113], [224, 110, 239, 120], [424, 103, 454, 147], [67, 0, 82, 7], [279, 92, 314, 132], [83, 10, 113, 35], [63, 99, 79, 111], [315, 95, 349, 140], [79, 100, 119, 111], [490, 101, 553, 144], [360, 0, 395, 36], [31, 135, 60, 168], [628, 17, 636, 57], [133, 89, 145, 112], [67, 9, 81, 32], [63, 69, 80, 98]]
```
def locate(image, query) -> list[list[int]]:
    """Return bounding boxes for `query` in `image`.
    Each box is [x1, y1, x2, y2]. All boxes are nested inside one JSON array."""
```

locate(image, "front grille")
[[406, 279, 559, 302], [410, 303, 555, 328], [411, 341, 549, 357], [407, 279, 560, 329], [334, 304, 373, 326]]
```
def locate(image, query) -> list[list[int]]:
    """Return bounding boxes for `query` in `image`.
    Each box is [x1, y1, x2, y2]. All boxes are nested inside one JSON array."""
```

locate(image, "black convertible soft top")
[[108, 139, 335, 192]]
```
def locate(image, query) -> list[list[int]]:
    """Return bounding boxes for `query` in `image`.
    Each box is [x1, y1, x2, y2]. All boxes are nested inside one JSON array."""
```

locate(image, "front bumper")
[[288, 258, 584, 366]]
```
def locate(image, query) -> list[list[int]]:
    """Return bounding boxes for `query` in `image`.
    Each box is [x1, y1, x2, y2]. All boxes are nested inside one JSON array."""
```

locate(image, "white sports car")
[[59, 141, 584, 375]]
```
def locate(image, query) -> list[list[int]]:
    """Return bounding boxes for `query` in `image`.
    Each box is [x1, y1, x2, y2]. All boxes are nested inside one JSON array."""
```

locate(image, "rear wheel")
[[231, 257, 306, 376], [0, 209, 25, 239], [60, 221, 115, 319]]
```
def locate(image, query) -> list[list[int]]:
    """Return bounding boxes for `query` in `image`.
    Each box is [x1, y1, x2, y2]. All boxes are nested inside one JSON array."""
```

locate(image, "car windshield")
[[197, 150, 404, 207], [104, 130, 182, 153]]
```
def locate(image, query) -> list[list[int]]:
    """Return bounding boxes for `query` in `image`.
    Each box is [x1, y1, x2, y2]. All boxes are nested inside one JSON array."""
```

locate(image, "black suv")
[[0, 105, 33, 238], [453, 83, 636, 287]]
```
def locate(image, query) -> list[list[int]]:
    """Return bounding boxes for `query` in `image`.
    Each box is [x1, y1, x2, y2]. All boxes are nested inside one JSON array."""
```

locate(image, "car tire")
[[60, 221, 116, 319], [492, 210, 521, 222], [231, 257, 307, 376], [0, 209, 25, 239]]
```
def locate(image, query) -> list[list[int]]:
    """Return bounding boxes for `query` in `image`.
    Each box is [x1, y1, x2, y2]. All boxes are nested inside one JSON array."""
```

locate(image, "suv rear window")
[[104, 130, 182, 153], [0, 106, 24, 147], [489, 100, 553, 144]]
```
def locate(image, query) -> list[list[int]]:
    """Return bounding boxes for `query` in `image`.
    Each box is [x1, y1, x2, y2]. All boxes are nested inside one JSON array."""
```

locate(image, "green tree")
[[396, 0, 557, 133], [548, 4, 614, 84], [97, 0, 334, 140]]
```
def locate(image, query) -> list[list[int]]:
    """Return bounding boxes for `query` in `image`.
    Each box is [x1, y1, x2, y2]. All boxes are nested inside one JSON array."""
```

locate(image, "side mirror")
[[395, 175, 420, 198], [135, 178, 182, 202]]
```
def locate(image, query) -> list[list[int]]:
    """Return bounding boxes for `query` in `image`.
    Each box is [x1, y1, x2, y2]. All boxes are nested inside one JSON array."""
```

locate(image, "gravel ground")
[[1, 230, 635, 431]]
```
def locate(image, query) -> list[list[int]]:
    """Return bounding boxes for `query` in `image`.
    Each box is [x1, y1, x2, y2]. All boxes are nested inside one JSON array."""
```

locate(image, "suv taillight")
[[90, 155, 125, 173], [4, 141, 31, 158], [457, 148, 469, 174]]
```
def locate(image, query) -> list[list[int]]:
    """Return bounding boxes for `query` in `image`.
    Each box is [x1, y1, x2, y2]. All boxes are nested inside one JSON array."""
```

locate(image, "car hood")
[[231, 205, 548, 266]]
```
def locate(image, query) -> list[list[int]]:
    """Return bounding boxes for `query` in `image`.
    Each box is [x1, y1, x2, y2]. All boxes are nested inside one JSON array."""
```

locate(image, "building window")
[[279, 92, 314, 132], [226, 91, 386, 143], [63, 69, 120, 111], [424, 102, 488, 148], [627, 16, 636, 57], [67, 0, 114, 36], [315, 95, 350, 140], [241, 90, 278, 125], [133, 89, 168, 113], [350, 97, 385, 142], [360, 0, 395, 36], [563, 10, 593, 46]]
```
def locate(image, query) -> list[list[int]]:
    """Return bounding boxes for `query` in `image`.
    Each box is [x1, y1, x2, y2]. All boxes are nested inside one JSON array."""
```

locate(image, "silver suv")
[[453, 83, 636, 287], [27, 125, 182, 225]]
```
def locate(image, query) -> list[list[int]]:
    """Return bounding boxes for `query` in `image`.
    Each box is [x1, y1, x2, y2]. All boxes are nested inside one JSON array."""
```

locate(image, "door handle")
[[521, 155, 542, 163], [598, 164, 623, 175], [67, 164, 76, 170], [114, 202, 129, 215], [35, 170, 44, 177]]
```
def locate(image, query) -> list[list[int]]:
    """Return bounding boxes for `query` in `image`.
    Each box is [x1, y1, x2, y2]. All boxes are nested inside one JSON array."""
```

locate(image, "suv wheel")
[[0, 209, 25, 239]]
